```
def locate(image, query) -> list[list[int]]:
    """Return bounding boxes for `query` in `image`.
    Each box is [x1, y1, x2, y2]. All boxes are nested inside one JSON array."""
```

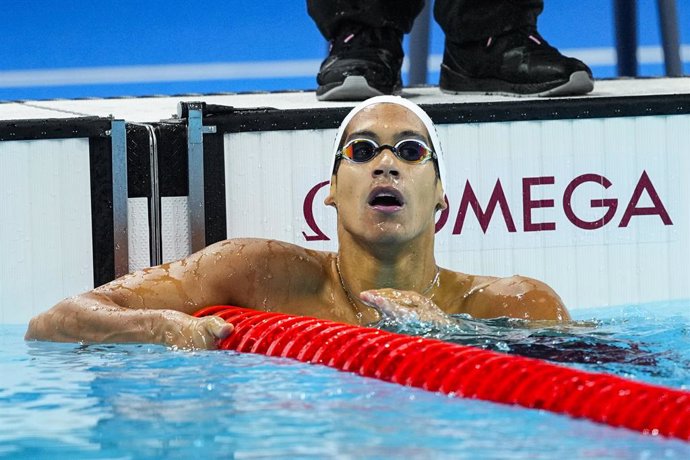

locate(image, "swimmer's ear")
[[324, 177, 337, 208]]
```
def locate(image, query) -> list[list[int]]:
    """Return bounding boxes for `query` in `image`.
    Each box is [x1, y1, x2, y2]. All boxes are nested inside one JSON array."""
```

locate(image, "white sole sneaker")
[[317, 76, 399, 101]]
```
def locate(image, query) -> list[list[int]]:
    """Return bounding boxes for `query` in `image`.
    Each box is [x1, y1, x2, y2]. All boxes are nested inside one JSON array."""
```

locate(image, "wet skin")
[[26, 103, 570, 349]]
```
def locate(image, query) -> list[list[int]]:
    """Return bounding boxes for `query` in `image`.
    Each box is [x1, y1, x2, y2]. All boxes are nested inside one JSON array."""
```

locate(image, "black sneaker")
[[440, 27, 594, 97], [316, 25, 404, 101]]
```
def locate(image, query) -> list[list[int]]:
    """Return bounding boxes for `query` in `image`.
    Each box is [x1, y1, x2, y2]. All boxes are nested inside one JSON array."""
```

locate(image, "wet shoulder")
[[436, 269, 495, 314], [459, 273, 569, 321], [209, 238, 331, 285]]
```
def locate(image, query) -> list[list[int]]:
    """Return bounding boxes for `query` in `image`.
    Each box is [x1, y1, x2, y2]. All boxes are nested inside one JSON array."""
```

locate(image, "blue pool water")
[[1, 302, 690, 459]]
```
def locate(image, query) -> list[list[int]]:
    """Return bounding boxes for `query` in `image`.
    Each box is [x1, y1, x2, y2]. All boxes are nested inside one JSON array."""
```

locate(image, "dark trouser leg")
[[434, 0, 543, 43], [307, 0, 424, 39]]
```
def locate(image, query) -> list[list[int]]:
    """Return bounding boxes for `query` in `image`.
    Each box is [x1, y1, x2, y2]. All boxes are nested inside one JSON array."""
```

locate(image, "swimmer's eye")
[[337, 138, 435, 164]]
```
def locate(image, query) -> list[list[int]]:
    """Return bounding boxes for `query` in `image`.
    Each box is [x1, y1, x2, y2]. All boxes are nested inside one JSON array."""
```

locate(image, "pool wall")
[[1, 82, 689, 323]]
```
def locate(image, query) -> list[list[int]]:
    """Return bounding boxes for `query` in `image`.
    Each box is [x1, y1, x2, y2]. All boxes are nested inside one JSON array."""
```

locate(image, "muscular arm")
[[25, 291, 231, 348], [463, 275, 570, 321], [25, 238, 303, 348]]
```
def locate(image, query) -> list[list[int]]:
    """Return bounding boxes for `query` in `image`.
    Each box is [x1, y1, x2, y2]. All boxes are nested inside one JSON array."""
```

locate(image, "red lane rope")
[[194, 305, 690, 441]]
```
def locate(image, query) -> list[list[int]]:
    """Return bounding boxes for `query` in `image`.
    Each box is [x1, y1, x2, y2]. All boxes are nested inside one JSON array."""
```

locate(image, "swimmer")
[[26, 96, 570, 349]]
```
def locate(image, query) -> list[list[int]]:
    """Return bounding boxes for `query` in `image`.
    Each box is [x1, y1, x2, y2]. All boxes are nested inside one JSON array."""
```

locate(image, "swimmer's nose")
[[372, 149, 400, 178]]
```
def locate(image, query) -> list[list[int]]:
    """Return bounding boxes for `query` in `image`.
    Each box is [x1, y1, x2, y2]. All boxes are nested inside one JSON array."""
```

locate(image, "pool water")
[[1, 302, 690, 459]]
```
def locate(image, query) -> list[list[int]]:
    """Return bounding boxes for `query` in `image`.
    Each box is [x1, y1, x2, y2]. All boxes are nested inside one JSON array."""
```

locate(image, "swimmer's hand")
[[360, 289, 453, 327], [158, 312, 233, 350]]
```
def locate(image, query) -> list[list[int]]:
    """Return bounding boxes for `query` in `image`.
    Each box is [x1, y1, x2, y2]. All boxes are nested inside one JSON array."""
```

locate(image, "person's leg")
[[435, 0, 543, 42], [307, 0, 424, 101], [435, 0, 594, 96], [308, 0, 422, 39]]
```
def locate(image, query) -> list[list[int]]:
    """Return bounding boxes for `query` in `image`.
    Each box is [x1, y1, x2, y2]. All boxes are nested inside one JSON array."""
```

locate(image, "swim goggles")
[[336, 138, 436, 165]]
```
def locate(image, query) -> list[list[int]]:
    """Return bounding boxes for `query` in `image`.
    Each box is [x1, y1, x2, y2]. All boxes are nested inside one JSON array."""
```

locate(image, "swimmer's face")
[[325, 103, 446, 244]]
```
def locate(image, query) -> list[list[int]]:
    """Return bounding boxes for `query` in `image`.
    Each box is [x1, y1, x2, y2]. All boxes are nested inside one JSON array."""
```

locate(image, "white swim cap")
[[329, 96, 446, 189]]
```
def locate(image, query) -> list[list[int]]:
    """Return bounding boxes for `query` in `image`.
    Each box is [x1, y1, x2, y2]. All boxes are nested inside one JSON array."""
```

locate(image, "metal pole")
[[139, 124, 162, 266], [181, 102, 217, 253], [408, 0, 432, 85], [614, 0, 638, 77], [186, 103, 207, 253], [657, 0, 683, 76], [110, 119, 129, 277]]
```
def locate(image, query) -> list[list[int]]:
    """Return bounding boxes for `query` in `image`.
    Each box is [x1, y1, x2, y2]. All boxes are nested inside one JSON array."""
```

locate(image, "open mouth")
[[368, 187, 404, 213]]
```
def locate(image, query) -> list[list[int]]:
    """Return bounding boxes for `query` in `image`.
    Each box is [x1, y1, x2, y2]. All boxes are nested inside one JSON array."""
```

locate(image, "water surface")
[[1, 302, 689, 459]]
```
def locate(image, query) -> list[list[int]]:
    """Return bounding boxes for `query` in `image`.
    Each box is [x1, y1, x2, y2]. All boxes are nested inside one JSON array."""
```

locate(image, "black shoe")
[[316, 25, 404, 101], [440, 27, 594, 97]]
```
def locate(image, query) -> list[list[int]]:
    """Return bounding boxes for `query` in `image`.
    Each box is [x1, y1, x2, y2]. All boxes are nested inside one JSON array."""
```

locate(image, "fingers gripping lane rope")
[[194, 306, 690, 441]]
